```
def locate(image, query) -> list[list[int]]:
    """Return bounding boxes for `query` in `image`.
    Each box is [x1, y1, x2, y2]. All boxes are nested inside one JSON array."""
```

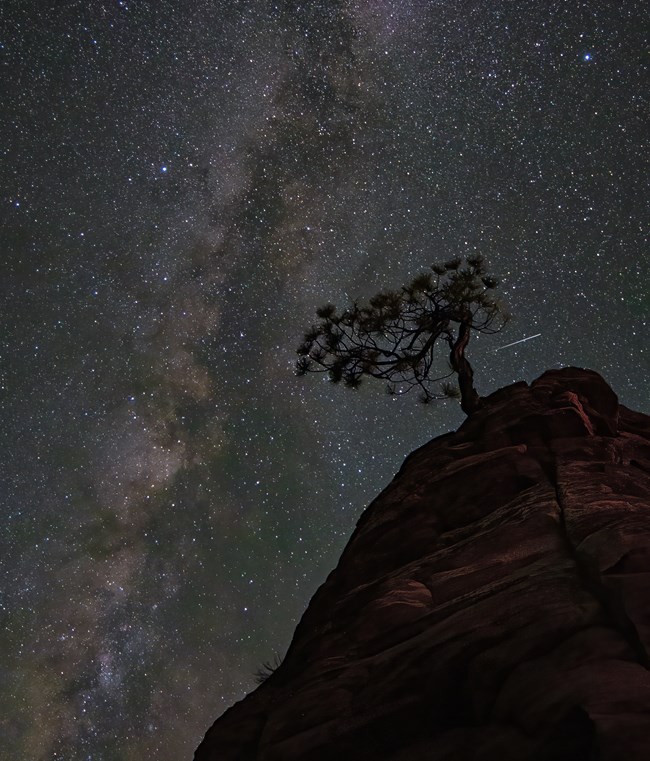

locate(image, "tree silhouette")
[[296, 256, 508, 415]]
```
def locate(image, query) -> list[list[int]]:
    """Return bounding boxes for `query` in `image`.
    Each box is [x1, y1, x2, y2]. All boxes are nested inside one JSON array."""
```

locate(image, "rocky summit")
[[195, 367, 650, 760]]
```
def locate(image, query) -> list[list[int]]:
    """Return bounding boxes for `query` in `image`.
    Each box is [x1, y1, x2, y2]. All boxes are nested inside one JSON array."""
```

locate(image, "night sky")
[[2, 1, 648, 758]]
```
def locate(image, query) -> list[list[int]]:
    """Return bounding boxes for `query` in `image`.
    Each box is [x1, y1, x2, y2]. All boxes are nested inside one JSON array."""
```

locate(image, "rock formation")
[[195, 368, 650, 760]]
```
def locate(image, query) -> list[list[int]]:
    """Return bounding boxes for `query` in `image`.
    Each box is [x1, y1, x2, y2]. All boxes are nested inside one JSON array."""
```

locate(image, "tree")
[[296, 256, 508, 415]]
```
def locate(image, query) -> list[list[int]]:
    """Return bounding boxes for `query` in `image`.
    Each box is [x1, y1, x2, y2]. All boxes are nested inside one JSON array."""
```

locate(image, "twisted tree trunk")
[[450, 321, 481, 415]]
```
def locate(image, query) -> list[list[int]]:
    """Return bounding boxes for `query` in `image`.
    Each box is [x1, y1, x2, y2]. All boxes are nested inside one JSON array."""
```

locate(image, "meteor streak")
[[495, 333, 541, 351]]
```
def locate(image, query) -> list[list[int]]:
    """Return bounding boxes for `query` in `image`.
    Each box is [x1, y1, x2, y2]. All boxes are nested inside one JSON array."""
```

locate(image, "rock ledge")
[[195, 368, 650, 761]]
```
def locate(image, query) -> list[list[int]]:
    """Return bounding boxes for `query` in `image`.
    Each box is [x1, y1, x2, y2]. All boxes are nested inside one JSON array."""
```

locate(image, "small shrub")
[[253, 652, 283, 685]]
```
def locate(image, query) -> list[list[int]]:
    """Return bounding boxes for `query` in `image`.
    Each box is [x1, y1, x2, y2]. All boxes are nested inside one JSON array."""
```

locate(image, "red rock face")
[[194, 368, 650, 761]]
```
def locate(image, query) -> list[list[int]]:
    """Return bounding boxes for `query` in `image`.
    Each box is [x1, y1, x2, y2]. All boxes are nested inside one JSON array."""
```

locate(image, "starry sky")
[[1, 1, 648, 758]]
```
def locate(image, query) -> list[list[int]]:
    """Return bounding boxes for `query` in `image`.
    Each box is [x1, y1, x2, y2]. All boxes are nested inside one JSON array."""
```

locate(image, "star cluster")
[[1, 1, 647, 758]]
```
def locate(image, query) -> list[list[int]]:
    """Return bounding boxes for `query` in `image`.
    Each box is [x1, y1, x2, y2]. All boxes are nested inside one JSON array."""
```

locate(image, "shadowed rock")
[[195, 367, 650, 761]]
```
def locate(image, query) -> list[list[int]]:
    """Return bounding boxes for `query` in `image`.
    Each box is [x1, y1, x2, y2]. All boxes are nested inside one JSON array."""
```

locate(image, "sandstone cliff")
[[195, 368, 650, 760]]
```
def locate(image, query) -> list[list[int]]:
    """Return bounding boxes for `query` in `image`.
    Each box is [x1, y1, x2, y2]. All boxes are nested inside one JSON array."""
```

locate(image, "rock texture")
[[195, 368, 650, 760]]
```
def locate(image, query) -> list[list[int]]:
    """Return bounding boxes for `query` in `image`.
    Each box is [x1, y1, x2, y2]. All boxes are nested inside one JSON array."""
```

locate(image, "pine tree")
[[296, 256, 508, 415]]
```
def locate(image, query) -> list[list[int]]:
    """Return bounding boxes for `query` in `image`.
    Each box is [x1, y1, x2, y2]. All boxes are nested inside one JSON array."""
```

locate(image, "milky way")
[[2, 1, 648, 758]]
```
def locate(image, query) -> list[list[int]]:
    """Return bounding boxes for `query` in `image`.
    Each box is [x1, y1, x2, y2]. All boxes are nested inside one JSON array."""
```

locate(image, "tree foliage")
[[296, 255, 508, 414]]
